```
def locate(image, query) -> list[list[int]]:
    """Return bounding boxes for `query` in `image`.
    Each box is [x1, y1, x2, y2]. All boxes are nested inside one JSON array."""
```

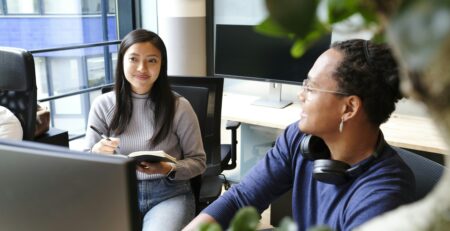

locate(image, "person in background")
[[183, 39, 415, 231], [0, 105, 23, 140], [85, 29, 206, 231]]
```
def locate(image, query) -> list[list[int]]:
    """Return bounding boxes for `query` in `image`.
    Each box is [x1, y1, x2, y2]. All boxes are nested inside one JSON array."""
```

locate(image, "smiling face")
[[298, 48, 347, 137], [123, 42, 162, 94]]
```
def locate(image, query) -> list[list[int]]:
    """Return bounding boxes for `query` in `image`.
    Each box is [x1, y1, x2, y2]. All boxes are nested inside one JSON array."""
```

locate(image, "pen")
[[89, 125, 111, 141]]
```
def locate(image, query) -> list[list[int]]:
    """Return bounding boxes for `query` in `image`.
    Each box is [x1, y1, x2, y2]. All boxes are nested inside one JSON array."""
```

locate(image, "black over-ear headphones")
[[300, 133, 385, 185]]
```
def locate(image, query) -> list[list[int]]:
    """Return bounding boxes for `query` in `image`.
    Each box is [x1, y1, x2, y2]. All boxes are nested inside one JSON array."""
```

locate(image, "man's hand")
[[182, 213, 218, 231]]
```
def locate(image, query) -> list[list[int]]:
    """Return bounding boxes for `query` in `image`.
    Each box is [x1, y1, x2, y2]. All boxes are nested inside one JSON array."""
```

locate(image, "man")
[[183, 39, 415, 231]]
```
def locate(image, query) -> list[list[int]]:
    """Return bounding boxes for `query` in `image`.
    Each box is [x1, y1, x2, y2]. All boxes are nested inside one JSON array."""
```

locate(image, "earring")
[[339, 117, 344, 133]]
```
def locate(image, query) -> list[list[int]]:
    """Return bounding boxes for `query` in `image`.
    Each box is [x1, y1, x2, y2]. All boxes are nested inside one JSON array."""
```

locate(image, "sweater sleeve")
[[84, 93, 115, 151], [202, 123, 299, 228], [171, 97, 206, 180]]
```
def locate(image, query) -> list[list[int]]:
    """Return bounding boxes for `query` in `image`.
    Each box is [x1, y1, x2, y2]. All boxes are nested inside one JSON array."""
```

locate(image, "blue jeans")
[[138, 178, 194, 231]]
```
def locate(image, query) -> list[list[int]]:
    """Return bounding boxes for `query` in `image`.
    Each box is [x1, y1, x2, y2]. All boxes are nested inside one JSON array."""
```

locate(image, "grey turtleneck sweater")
[[84, 91, 206, 181]]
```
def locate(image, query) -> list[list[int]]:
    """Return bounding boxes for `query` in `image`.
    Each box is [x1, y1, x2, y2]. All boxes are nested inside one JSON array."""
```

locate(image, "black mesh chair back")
[[394, 147, 445, 200], [168, 76, 224, 177], [0, 47, 37, 140]]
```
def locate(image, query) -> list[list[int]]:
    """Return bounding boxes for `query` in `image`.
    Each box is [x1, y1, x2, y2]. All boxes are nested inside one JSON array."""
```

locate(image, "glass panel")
[[108, 0, 116, 13], [111, 52, 118, 78], [34, 57, 49, 99], [43, 0, 81, 14], [6, 0, 39, 14], [87, 56, 106, 87], [33, 44, 117, 137], [82, 0, 101, 14], [0, 2, 4, 15], [0, 0, 117, 49]]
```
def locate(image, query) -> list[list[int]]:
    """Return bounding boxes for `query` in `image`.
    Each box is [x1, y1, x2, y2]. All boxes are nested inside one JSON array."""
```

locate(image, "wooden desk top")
[[222, 93, 448, 155]]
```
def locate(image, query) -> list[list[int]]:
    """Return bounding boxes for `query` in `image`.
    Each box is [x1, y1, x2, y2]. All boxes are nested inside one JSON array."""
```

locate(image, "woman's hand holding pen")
[[91, 137, 120, 154], [89, 125, 120, 154]]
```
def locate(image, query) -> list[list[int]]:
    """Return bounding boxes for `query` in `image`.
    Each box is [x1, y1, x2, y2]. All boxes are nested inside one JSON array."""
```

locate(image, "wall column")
[[157, 0, 206, 76]]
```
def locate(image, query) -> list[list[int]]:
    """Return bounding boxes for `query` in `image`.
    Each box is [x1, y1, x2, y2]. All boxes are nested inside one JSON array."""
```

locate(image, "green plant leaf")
[[274, 217, 297, 231], [228, 206, 260, 231], [255, 17, 292, 38], [327, 0, 359, 23], [198, 223, 222, 231], [291, 22, 329, 58], [265, 0, 319, 38]]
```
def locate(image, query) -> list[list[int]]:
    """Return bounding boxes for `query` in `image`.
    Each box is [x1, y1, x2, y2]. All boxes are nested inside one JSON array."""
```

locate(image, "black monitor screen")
[[215, 24, 331, 85], [0, 139, 140, 231]]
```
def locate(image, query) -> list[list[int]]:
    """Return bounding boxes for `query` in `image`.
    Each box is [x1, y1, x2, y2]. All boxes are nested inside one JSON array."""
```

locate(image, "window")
[[0, 0, 123, 139], [6, 0, 39, 14], [43, 0, 82, 14], [108, 0, 116, 14], [82, 0, 101, 14]]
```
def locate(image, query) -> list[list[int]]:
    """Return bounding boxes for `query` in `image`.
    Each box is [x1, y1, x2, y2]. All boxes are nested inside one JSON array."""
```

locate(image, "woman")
[[184, 39, 414, 231], [85, 29, 206, 230]]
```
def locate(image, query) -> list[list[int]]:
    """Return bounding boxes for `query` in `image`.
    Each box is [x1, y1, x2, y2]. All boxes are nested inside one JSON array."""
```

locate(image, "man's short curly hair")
[[331, 39, 403, 126]]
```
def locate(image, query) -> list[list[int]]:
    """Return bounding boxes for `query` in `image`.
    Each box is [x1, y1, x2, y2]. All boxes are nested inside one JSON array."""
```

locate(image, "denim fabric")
[[139, 178, 194, 231]]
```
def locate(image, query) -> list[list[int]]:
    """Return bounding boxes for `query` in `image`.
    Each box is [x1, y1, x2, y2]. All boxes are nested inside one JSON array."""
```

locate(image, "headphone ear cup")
[[313, 159, 351, 185], [300, 134, 330, 160]]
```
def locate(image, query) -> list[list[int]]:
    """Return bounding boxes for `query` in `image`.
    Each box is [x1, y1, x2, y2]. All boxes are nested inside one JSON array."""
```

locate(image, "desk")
[[222, 93, 447, 181], [222, 92, 448, 155], [35, 127, 69, 147]]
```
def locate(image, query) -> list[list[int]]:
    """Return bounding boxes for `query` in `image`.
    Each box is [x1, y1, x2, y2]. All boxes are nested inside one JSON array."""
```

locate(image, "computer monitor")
[[215, 24, 331, 108], [0, 139, 140, 231]]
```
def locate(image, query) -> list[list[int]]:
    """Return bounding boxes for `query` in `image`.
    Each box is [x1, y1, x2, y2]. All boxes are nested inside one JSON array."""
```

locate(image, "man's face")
[[298, 48, 347, 138]]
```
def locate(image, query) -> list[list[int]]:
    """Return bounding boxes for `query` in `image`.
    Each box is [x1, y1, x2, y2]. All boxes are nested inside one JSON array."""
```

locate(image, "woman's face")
[[298, 48, 347, 137], [123, 42, 162, 94]]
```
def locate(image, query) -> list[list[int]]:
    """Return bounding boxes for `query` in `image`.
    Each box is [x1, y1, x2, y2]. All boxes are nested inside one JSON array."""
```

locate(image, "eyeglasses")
[[300, 79, 349, 96]]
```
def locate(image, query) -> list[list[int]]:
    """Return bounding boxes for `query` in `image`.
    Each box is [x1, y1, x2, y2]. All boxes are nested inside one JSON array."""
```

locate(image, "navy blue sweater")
[[203, 122, 415, 231]]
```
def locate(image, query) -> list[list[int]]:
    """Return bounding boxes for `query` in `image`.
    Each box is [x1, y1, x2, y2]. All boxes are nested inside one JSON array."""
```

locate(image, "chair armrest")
[[221, 120, 241, 171], [225, 120, 241, 130]]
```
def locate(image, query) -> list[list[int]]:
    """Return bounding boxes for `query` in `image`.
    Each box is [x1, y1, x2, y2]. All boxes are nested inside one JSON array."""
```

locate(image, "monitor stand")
[[251, 83, 292, 109]]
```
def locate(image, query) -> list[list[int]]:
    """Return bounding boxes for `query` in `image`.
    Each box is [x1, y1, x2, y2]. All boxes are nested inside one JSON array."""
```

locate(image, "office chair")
[[0, 47, 37, 140], [394, 147, 445, 201], [168, 76, 240, 213], [270, 146, 446, 226]]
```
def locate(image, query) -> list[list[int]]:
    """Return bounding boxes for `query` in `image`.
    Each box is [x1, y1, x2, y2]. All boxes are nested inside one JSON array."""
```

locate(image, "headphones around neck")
[[300, 133, 385, 185]]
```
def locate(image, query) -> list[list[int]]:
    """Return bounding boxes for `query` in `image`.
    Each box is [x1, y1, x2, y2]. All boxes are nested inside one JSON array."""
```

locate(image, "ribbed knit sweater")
[[84, 91, 206, 181]]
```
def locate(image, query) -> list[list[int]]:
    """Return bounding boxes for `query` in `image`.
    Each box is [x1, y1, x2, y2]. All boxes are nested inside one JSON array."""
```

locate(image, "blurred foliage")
[[255, 0, 450, 79], [198, 1, 450, 230], [256, 0, 381, 57], [197, 206, 330, 231]]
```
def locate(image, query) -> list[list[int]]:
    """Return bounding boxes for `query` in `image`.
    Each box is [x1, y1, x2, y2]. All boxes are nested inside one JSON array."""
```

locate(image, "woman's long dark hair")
[[110, 29, 176, 146]]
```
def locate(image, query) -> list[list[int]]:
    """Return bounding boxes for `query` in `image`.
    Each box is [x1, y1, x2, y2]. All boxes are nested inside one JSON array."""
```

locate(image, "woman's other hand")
[[137, 161, 173, 175]]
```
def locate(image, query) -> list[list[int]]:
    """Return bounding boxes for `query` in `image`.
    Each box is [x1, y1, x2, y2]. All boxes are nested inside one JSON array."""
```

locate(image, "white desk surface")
[[222, 93, 448, 155]]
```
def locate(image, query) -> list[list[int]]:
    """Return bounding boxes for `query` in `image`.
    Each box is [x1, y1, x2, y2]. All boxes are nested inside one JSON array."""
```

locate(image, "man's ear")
[[341, 95, 362, 120]]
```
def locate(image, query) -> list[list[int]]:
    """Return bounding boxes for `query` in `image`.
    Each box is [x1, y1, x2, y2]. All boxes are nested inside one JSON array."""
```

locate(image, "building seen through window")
[[0, 0, 118, 138]]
